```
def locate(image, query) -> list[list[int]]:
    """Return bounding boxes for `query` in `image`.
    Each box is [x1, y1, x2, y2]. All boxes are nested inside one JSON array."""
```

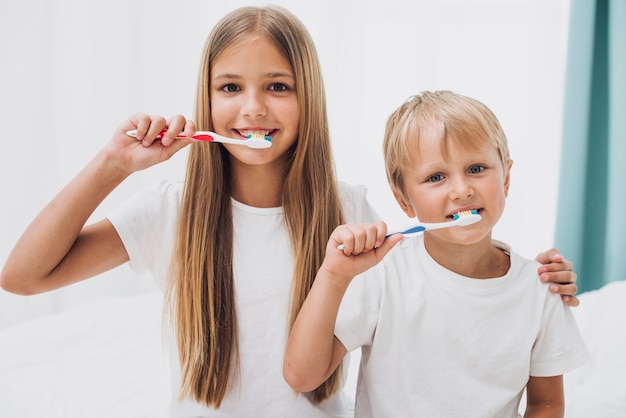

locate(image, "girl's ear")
[[504, 159, 513, 197], [392, 188, 417, 218]]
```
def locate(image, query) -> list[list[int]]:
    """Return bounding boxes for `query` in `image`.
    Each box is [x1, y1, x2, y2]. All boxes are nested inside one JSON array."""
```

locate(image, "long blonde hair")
[[166, 6, 344, 407]]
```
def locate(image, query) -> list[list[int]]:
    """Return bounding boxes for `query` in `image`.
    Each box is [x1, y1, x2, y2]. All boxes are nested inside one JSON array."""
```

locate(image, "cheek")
[[487, 183, 508, 210], [210, 98, 238, 124], [406, 191, 433, 219], [276, 97, 300, 125], [415, 204, 439, 221]]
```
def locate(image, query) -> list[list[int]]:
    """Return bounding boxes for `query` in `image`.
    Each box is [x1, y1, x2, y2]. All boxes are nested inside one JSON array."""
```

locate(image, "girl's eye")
[[268, 83, 289, 92], [469, 165, 485, 174], [427, 174, 444, 183], [220, 83, 240, 93]]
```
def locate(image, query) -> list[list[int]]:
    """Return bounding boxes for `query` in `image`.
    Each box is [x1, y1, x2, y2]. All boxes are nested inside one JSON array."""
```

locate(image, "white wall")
[[0, 0, 570, 329]]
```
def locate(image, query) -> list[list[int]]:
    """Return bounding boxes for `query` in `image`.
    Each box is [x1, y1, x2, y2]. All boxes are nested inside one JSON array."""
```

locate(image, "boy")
[[283, 91, 588, 417]]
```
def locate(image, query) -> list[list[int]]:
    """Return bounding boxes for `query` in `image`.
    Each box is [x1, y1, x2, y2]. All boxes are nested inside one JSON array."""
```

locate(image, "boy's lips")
[[447, 208, 482, 220]]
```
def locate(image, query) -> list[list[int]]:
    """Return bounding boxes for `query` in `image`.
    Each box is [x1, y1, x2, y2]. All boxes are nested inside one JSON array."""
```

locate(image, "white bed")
[[1, 281, 625, 417]]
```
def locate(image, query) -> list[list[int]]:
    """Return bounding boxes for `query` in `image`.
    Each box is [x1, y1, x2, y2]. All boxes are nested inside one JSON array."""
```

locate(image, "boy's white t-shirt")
[[334, 235, 589, 418], [107, 180, 380, 417]]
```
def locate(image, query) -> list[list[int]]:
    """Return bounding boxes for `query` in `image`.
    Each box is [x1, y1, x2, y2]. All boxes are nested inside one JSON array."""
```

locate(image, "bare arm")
[[535, 249, 579, 307], [283, 265, 350, 392], [524, 375, 564, 418], [0, 113, 194, 295], [283, 223, 402, 392]]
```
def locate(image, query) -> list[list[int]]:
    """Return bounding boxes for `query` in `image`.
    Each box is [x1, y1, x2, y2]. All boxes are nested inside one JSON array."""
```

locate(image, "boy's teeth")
[[453, 209, 478, 220]]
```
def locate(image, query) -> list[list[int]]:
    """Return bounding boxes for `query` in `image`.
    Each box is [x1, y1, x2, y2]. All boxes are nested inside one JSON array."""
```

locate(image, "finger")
[[161, 115, 187, 146], [537, 260, 573, 275], [540, 269, 577, 285], [335, 224, 382, 254], [535, 248, 564, 265], [128, 112, 151, 140], [373, 221, 389, 249], [548, 281, 578, 297], [350, 224, 379, 255], [182, 119, 197, 137], [140, 115, 166, 146], [333, 225, 357, 254], [546, 249, 564, 263], [561, 295, 580, 307]]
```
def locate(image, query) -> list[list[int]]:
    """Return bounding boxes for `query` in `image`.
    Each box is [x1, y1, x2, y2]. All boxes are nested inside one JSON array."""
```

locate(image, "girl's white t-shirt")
[[107, 180, 380, 417]]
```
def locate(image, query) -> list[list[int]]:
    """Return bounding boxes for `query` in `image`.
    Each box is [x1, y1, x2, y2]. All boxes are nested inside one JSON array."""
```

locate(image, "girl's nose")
[[241, 91, 266, 117]]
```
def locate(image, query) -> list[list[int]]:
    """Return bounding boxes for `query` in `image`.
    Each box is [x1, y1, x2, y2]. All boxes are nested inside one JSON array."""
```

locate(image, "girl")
[[0, 6, 578, 417]]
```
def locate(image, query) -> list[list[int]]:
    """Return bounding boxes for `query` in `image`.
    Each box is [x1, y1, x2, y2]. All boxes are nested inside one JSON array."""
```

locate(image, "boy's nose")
[[450, 177, 473, 200]]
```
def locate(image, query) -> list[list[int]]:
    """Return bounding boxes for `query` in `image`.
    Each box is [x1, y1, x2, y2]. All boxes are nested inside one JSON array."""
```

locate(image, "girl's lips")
[[234, 129, 276, 139]]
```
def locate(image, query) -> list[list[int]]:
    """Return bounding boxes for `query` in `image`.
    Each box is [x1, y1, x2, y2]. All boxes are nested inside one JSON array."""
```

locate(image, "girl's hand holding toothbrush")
[[321, 222, 403, 286], [104, 112, 195, 175]]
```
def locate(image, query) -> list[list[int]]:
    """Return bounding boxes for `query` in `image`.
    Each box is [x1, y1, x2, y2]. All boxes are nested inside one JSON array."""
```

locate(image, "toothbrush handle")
[[386, 219, 463, 237], [385, 225, 426, 237], [125, 128, 201, 138], [126, 129, 222, 142]]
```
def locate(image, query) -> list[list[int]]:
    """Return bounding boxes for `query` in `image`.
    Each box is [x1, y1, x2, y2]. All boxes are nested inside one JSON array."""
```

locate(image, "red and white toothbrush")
[[126, 129, 272, 149]]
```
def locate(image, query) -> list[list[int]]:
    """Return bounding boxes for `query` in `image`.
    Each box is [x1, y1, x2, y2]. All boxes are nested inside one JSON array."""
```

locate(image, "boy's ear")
[[504, 160, 513, 197], [392, 188, 417, 218]]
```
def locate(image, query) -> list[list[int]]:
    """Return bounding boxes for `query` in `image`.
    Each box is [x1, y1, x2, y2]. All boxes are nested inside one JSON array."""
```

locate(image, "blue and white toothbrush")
[[337, 210, 480, 250], [385, 210, 480, 237]]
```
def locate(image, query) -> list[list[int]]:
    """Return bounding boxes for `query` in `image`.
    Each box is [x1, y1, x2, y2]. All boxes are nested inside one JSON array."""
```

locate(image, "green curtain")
[[555, 0, 626, 293]]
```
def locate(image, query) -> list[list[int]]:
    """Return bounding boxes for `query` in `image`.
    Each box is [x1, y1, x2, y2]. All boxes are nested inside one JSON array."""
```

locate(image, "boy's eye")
[[220, 83, 240, 93], [427, 174, 444, 183], [268, 83, 289, 92], [469, 165, 485, 174]]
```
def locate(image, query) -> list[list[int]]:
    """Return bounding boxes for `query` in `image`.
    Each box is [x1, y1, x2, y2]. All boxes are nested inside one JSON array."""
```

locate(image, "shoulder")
[[148, 179, 184, 199], [506, 248, 553, 298], [134, 180, 183, 208], [509, 250, 541, 272], [108, 180, 183, 223], [492, 240, 542, 276], [337, 181, 368, 202], [337, 181, 381, 223]]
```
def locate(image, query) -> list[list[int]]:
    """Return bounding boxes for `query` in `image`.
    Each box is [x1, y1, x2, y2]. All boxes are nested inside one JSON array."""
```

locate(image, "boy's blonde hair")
[[383, 90, 511, 200], [167, 6, 344, 407]]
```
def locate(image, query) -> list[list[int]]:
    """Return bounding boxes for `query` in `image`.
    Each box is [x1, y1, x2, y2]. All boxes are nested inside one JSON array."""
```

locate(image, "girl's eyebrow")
[[212, 73, 240, 81], [212, 72, 294, 80], [264, 72, 294, 79]]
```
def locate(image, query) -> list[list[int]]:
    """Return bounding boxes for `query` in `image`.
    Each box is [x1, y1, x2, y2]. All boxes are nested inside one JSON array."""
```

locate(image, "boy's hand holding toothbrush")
[[321, 222, 403, 286], [104, 113, 195, 176]]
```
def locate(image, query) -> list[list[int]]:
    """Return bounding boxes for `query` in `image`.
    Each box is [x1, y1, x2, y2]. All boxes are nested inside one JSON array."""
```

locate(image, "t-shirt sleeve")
[[106, 180, 182, 287], [530, 293, 590, 377]]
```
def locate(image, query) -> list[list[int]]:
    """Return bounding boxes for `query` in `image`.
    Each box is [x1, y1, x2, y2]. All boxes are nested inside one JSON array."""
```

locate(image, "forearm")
[[523, 403, 564, 418], [524, 376, 564, 418], [283, 267, 350, 392], [0, 149, 130, 293]]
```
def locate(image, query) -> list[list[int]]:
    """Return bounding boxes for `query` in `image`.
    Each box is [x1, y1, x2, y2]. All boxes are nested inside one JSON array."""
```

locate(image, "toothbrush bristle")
[[246, 133, 272, 142], [453, 209, 479, 220]]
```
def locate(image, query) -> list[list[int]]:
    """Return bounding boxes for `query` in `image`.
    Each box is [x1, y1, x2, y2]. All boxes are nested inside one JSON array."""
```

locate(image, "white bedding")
[[1, 282, 625, 417], [0, 293, 170, 418]]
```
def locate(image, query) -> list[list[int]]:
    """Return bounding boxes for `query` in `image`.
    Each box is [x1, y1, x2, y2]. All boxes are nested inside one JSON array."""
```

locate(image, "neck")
[[423, 233, 510, 279], [229, 160, 288, 208]]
